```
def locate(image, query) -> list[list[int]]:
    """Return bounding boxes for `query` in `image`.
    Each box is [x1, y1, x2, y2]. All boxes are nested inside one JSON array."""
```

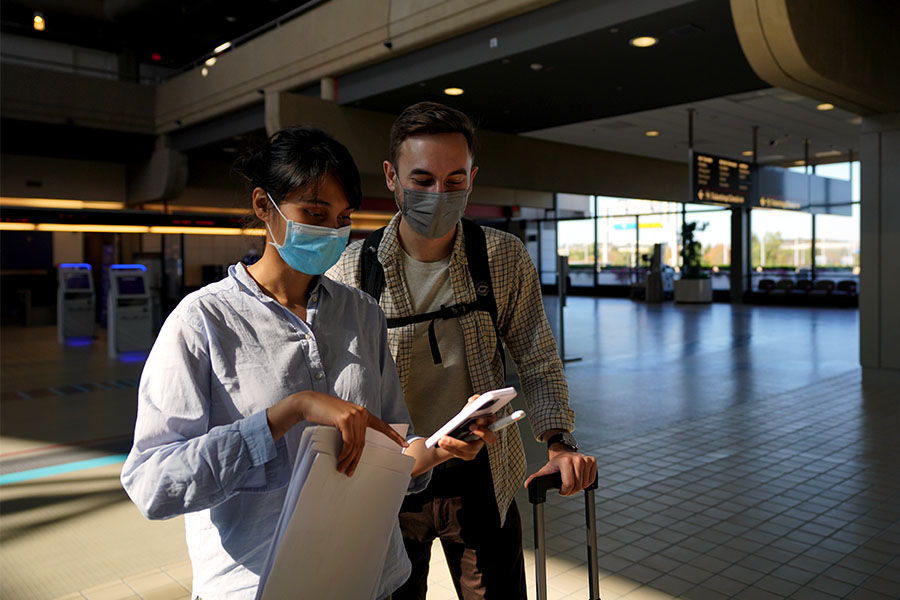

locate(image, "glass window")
[[751, 208, 813, 288], [539, 220, 557, 286], [683, 205, 731, 290], [596, 215, 637, 285], [557, 218, 595, 287]]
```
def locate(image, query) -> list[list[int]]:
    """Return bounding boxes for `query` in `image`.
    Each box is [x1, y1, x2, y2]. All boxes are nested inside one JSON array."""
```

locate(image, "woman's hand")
[[267, 391, 407, 476]]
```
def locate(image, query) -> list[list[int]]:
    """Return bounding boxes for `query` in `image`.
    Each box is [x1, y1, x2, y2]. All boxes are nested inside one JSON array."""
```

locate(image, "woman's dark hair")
[[234, 126, 362, 212], [389, 101, 476, 166]]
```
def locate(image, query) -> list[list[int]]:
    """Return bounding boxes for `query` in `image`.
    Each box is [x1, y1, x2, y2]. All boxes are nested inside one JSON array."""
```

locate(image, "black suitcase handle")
[[528, 472, 601, 600], [528, 472, 599, 504]]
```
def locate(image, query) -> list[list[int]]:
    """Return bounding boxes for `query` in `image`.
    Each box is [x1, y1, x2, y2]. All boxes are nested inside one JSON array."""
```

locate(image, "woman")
[[120, 126, 494, 600]]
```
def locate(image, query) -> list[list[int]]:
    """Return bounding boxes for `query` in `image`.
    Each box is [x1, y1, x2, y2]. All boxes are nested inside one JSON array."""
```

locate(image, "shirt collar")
[[229, 262, 331, 304]]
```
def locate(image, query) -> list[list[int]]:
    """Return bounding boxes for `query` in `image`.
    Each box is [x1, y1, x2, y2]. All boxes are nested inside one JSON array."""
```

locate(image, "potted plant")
[[674, 221, 713, 303]]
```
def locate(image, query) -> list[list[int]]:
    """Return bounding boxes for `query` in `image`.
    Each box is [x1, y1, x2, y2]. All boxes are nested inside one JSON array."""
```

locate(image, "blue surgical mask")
[[265, 193, 351, 275]]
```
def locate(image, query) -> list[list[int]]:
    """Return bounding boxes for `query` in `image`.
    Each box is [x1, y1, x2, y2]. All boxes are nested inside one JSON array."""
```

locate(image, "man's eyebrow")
[[407, 168, 468, 177]]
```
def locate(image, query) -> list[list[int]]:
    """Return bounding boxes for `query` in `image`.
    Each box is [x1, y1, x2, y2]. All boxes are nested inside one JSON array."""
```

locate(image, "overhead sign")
[[692, 151, 852, 215], [693, 152, 754, 206], [757, 166, 852, 216]]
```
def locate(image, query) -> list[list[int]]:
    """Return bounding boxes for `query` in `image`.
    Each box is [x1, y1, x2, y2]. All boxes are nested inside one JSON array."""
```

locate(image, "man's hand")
[[525, 448, 597, 496], [436, 416, 498, 460]]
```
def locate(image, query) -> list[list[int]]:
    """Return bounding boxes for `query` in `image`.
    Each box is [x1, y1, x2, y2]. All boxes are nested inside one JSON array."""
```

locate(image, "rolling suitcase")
[[528, 473, 600, 600]]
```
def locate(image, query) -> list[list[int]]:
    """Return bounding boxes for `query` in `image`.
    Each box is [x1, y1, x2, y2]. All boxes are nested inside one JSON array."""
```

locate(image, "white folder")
[[257, 425, 414, 600]]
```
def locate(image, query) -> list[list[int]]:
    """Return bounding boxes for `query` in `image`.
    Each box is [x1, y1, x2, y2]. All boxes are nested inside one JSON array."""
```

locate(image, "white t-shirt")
[[399, 250, 474, 437]]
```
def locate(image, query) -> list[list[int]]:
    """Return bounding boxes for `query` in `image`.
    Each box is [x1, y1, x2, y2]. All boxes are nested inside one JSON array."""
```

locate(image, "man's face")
[[384, 133, 477, 197]]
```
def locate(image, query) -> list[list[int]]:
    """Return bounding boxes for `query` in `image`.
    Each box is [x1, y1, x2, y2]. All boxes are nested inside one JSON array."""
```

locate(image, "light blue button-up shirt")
[[121, 263, 428, 600]]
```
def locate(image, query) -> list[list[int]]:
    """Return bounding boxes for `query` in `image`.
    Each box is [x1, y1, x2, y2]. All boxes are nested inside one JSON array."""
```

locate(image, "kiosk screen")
[[117, 276, 146, 295], [66, 274, 91, 290]]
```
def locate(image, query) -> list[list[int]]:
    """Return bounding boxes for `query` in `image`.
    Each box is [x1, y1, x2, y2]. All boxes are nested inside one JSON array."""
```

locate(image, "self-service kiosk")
[[107, 264, 153, 357], [57, 263, 96, 343]]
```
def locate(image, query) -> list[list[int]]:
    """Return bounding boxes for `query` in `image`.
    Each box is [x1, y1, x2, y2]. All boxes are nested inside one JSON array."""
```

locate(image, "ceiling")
[[524, 87, 863, 166], [0, 0, 323, 70], [0, 0, 864, 169], [339, 0, 861, 166]]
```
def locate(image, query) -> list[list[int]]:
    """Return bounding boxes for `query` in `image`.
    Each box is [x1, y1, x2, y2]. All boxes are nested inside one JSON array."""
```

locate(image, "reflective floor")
[[1, 297, 897, 599]]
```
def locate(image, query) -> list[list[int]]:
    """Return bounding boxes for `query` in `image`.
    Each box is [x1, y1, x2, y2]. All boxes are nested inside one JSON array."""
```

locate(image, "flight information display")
[[693, 152, 754, 206], [692, 152, 851, 215]]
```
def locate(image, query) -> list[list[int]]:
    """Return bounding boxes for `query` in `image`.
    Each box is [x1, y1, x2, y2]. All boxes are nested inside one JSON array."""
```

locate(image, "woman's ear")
[[252, 187, 270, 220]]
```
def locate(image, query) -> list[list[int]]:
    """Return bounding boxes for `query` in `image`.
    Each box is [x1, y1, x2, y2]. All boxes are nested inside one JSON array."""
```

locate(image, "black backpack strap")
[[362, 219, 506, 375], [387, 302, 481, 365], [360, 227, 386, 301], [460, 219, 506, 374]]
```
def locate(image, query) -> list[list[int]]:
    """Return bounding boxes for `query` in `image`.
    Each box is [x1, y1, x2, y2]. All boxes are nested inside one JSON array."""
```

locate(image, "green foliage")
[[681, 221, 709, 279]]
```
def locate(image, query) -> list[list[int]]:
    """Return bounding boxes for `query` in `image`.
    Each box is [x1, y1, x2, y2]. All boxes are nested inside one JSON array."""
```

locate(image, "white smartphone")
[[424, 387, 518, 448]]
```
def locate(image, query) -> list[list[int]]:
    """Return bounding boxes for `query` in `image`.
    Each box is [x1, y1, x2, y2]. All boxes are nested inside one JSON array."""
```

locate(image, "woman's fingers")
[[366, 413, 408, 448]]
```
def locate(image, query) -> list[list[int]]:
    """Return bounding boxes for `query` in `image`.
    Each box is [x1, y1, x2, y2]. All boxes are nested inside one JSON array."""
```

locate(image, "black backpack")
[[360, 218, 505, 369]]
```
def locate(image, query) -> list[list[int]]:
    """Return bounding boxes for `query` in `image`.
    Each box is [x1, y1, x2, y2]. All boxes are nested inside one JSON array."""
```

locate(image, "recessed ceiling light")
[[205, 57, 217, 67], [443, 87, 464, 96], [214, 41, 232, 53], [33, 12, 45, 31], [530, 63, 543, 71], [645, 130, 660, 137], [816, 102, 834, 111], [741, 150, 754, 156], [201, 67, 209, 77], [629, 36, 658, 48]]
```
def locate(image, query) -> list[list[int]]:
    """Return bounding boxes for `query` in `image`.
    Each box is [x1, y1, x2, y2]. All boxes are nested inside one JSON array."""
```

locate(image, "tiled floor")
[[1, 298, 897, 599]]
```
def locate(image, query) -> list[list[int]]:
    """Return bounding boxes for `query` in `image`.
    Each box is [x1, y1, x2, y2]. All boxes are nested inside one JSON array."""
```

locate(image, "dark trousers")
[[393, 450, 527, 600]]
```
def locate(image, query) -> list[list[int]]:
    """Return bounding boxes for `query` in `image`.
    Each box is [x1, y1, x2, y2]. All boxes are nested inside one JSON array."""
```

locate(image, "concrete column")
[[730, 207, 750, 303], [859, 113, 900, 386]]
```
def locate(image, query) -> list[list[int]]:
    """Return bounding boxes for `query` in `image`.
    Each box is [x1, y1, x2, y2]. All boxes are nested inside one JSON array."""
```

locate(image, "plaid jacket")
[[327, 214, 574, 522]]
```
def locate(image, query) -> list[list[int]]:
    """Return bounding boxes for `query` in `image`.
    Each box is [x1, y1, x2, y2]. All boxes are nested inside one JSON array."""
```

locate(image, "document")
[[257, 425, 414, 600]]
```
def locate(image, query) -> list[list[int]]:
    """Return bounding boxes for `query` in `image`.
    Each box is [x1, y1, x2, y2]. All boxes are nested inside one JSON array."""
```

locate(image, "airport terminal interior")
[[1, 1, 898, 599]]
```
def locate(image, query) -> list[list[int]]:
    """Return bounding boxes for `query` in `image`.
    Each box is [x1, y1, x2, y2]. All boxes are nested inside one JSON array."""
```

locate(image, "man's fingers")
[[366, 413, 408, 447], [437, 435, 483, 459], [466, 424, 497, 445], [523, 464, 555, 488]]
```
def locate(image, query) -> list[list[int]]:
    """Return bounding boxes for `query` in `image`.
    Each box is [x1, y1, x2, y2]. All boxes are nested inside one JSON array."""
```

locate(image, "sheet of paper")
[[257, 426, 415, 600]]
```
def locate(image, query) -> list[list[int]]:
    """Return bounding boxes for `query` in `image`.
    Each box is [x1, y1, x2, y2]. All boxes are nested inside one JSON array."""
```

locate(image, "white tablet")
[[424, 387, 518, 448]]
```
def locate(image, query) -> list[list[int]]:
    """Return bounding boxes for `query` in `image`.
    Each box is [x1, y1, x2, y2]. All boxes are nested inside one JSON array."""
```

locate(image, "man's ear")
[[251, 188, 270, 220], [383, 160, 398, 192], [469, 165, 478, 188]]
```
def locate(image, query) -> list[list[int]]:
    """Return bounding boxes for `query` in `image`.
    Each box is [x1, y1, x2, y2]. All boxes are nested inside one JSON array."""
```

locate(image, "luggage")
[[527, 473, 600, 600]]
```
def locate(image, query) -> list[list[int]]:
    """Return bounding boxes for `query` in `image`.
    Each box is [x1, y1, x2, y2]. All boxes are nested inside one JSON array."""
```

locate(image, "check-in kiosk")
[[57, 263, 96, 344], [107, 264, 153, 357]]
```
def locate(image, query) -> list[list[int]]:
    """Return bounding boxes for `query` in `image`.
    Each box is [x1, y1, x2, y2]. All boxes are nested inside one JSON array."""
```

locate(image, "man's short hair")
[[389, 101, 476, 166]]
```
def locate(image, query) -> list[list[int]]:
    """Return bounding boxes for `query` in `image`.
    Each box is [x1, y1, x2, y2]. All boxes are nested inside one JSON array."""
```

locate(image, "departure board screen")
[[692, 152, 754, 206]]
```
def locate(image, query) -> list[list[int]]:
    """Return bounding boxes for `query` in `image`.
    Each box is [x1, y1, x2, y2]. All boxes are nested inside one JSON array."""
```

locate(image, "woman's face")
[[258, 172, 354, 244]]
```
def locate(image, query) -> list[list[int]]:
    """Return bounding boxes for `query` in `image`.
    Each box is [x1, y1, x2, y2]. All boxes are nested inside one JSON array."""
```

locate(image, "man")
[[327, 101, 596, 599]]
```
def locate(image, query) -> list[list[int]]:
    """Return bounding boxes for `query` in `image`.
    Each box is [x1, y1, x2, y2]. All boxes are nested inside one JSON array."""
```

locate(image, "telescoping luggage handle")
[[528, 473, 600, 600]]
